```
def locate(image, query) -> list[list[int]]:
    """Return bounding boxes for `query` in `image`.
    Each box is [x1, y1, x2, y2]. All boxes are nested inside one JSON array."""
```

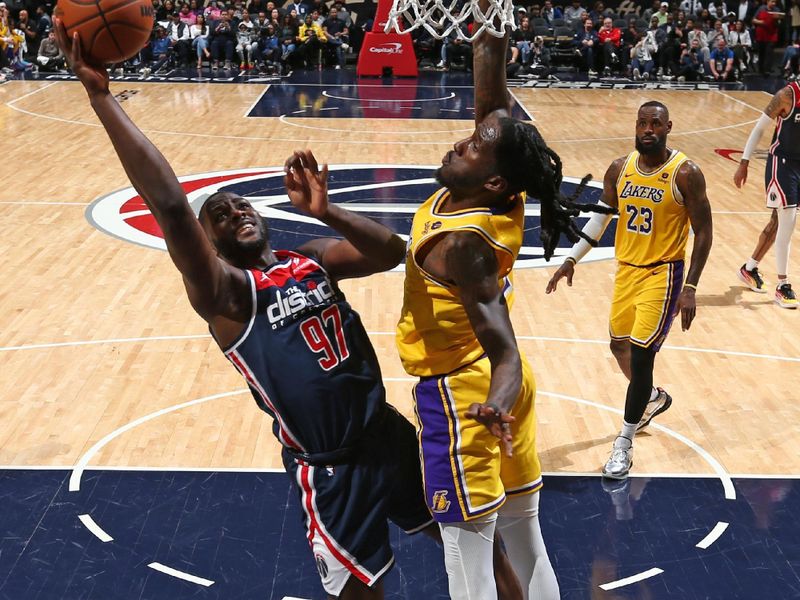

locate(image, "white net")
[[384, 0, 516, 42]]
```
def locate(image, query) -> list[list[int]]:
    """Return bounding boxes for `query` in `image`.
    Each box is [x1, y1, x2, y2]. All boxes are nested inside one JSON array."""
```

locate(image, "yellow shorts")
[[609, 260, 685, 351], [412, 355, 543, 523]]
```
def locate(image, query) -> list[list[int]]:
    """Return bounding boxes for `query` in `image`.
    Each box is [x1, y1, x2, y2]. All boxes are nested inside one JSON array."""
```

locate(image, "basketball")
[[55, 0, 154, 64]]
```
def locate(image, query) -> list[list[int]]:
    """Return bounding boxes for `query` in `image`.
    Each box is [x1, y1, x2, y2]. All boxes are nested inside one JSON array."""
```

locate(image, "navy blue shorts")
[[765, 154, 800, 209], [283, 405, 434, 596]]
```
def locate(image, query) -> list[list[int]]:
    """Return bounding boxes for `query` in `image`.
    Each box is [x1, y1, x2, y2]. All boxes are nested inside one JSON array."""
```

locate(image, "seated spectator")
[[204, 0, 222, 23], [644, 15, 667, 73], [659, 17, 686, 75], [309, 8, 325, 27], [256, 23, 280, 71], [144, 26, 172, 72], [574, 17, 599, 75], [630, 32, 657, 78], [597, 16, 621, 74], [727, 18, 751, 70], [1, 9, 31, 71], [189, 0, 202, 17], [643, 0, 662, 21], [36, 28, 65, 71], [529, 34, 554, 75], [17, 9, 37, 59], [156, 0, 175, 22], [678, 35, 706, 78], [589, 1, 608, 24], [440, 25, 473, 70], [565, 0, 588, 27], [236, 19, 258, 68], [680, 0, 704, 16], [190, 14, 211, 68], [179, 3, 197, 25], [166, 11, 192, 65], [513, 16, 536, 64], [781, 39, 799, 78], [36, 6, 52, 42], [709, 35, 735, 77], [621, 17, 640, 67], [706, 18, 726, 46], [688, 18, 710, 63], [297, 13, 327, 68], [279, 13, 298, 67], [542, 0, 564, 25], [322, 6, 349, 69], [209, 10, 236, 69], [655, 1, 670, 24], [708, 0, 729, 17]]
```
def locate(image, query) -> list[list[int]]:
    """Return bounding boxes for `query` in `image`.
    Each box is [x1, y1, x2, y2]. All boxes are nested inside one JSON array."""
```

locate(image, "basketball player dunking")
[[395, 3, 613, 597], [54, 21, 525, 600], [734, 81, 800, 308], [547, 101, 713, 480]]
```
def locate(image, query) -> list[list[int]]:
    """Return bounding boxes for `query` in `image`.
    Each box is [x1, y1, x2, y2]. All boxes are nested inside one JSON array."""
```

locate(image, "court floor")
[[0, 70, 798, 599]]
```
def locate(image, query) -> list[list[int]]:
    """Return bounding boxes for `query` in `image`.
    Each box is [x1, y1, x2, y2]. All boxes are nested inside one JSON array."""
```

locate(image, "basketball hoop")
[[384, 0, 516, 42]]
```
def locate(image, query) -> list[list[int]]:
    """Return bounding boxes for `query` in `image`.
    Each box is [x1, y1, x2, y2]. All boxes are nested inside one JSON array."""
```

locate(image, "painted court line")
[[600, 567, 664, 591], [78, 514, 113, 542], [148, 562, 214, 587], [321, 90, 456, 102], [696, 521, 730, 549], [68, 390, 249, 492]]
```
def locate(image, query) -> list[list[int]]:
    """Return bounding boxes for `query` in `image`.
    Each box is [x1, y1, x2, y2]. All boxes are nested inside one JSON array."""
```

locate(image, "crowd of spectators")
[[412, 0, 800, 80], [0, 0, 362, 78], [2, 0, 798, 79]]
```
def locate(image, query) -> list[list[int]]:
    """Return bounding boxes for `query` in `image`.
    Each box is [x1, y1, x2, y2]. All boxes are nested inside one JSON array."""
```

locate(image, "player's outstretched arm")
[[677, 160, 713, 331], [472, 0, 511, 125], [55, 21, 242, 321], [734, 86, 792, 188], [443, 232, 519, 457], [286, 150, 406, 279], [545, 157, 622, 293]]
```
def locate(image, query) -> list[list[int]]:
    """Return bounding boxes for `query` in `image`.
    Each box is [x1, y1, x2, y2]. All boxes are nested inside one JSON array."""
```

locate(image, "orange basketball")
[[56, 0, 154, 64]]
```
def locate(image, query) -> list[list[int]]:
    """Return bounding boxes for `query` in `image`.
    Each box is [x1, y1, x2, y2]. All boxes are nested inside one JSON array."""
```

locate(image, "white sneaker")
[[637, 388, 673, 432], [602, 436, 633, 480], [632, 67, 641, 80], [436, 60, 445, 68], [341, 43, 350, 52], [588, 69, 598, 77]]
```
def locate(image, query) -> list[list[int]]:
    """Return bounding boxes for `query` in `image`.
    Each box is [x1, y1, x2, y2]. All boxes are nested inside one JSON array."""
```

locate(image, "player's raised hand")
[[54, 19, 109, 97], [284, 149, 330, 219], [545, 260, 575, 294], [733, 161, 748, 188], [466, 402, 515, 457]]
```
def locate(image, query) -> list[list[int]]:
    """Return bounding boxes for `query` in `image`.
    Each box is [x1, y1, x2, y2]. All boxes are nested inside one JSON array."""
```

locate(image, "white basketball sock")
[[621, 420, 637, 440], [440, 514, 498, 600], [649, 387, 658, 401], [775, 206, 797, 279], [497, 492, 560, 600], [746, 257, 759, 271]]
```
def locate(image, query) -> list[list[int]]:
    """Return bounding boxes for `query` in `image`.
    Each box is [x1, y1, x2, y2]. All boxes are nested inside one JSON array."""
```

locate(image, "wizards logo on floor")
[[86, 166, 616, 269]]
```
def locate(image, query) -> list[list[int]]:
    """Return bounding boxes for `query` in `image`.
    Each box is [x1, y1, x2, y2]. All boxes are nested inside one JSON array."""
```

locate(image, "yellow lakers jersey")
[[615, 149, 690, 266], [396, 188, 525, 377]]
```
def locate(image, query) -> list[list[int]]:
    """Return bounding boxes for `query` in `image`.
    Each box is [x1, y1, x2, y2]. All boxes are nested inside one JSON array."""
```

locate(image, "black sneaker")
[[738, 264, 766, 293]]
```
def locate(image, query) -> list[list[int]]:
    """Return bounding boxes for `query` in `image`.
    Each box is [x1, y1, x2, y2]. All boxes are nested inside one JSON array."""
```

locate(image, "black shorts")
[[282, 405, 434, 596], [765, 154, 800, 209]]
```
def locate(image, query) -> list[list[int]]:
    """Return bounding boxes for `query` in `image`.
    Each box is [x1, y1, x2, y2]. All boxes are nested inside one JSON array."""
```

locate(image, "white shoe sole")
[[737, 269, 767, 293]]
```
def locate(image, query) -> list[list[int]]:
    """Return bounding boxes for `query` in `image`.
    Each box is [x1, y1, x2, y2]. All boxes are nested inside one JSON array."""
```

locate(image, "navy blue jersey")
[[770, 82, 800, 161], [217, 250, 385, 454]]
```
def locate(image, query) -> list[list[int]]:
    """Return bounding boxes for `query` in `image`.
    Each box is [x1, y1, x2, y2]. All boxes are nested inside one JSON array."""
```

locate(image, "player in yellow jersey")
[[395, 3, 613, 598], [546, 101, 713, 480]]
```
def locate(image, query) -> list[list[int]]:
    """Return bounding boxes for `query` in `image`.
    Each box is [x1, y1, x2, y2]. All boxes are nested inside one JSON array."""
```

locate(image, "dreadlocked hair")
[[494, 118, 617, 260]]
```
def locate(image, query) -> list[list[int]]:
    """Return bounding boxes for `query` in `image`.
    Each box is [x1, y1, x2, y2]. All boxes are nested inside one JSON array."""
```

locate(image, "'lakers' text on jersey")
[[615, 149, 690, 267], [396, 188, 525, 377], [770, 81, 800, 161], [213, 250, 385, 455]]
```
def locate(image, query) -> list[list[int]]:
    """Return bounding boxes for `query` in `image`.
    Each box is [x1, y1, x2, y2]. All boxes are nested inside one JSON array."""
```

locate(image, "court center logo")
[[86, 165, 616, 269]]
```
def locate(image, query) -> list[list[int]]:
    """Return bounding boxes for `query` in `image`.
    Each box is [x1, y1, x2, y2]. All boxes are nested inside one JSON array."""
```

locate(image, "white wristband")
[[742, 112, 773, 161], [567, 202, 614, 264]]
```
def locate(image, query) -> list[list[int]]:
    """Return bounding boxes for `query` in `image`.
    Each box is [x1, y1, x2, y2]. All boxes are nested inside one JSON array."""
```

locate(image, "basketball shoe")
[[775, 282, 798, 308], [602, 436, 633, 480], [637, 387, 672, 432], [738, 264, 767, 293]]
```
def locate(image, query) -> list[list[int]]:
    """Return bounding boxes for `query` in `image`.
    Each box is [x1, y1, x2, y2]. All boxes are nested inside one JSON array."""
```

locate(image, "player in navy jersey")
[[56, 20, 524, 600], [735, 81, 800, 308]]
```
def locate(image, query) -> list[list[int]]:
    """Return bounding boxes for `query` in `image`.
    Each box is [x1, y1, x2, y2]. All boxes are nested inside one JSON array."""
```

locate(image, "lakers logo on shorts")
[[431, 490, 451, 513]]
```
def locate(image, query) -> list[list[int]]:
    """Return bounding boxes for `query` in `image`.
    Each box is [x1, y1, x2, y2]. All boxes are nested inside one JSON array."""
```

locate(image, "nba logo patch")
[[315, 554, 329, 579], [431, 490, 451, 513]]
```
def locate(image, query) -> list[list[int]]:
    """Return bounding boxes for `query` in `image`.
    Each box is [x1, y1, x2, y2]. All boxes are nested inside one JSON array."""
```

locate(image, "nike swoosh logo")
[[624, 173, 635, 177]]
